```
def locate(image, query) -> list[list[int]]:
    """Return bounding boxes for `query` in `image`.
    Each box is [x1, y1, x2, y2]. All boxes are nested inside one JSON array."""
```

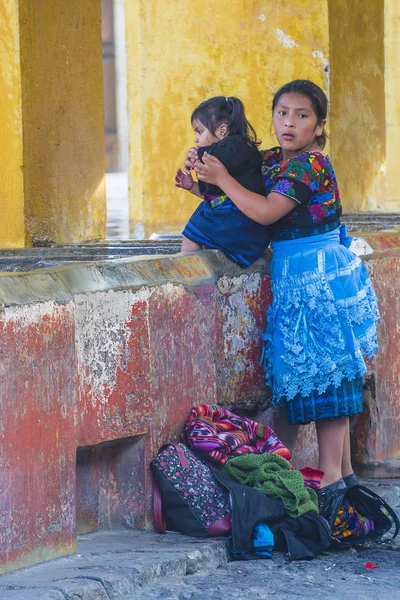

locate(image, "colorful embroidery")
[[274, 179, 296, 197], [205, 194, 228, 209], [261, 147, 342, 233], [333, 500, 375, 540]]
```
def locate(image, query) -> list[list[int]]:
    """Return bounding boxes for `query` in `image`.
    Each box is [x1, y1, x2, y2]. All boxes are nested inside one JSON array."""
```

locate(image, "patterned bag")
[[151, 443, 232, 537]]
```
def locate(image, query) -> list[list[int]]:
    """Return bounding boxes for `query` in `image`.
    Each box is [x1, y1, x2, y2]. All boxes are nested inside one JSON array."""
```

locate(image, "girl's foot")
[[316, 478, 346, 520], [343, 473, 358, 487], [318, 478, 346, 492]]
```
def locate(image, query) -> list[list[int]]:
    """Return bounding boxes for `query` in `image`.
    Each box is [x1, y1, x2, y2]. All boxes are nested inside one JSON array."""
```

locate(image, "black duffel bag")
[[318, 484, 399, 548]]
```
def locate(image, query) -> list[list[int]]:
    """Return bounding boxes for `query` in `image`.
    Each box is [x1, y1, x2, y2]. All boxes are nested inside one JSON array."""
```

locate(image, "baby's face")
[[192, 119, 220, 148]]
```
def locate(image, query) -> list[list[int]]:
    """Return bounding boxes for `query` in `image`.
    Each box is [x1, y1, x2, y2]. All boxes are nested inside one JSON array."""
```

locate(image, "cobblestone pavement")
[[1, 479, 399, 600], [136, 543, 400, 600]]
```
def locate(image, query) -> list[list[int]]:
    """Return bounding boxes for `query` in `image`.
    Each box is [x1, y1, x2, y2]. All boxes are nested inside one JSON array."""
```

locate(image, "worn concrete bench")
[[1, 229, 399, 573]]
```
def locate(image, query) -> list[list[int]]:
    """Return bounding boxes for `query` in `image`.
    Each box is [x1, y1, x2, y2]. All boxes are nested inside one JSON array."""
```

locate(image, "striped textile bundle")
[[186, 404, 290, 464], [185, 404, 322, 490]]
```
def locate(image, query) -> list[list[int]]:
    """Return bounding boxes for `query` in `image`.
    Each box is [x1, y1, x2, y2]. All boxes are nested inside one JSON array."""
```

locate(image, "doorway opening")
[[76, 435, 147, 534]]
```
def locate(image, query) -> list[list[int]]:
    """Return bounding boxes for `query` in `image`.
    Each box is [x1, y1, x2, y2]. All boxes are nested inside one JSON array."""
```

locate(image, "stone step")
[[0, 531, 228, 600], [1, 482, 399, 599]]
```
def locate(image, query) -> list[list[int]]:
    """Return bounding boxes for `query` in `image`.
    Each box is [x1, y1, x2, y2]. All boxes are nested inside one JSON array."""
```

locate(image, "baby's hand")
[[184, 147, 198, 172], [175, 168, 194, 191]]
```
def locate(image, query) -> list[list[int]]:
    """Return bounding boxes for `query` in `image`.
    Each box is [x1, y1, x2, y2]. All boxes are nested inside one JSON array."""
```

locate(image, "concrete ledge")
[[359, 477, 400, 518], [0, 250, 270, 573], [0, 494, 399, 600], [0, 531, 228, 599]]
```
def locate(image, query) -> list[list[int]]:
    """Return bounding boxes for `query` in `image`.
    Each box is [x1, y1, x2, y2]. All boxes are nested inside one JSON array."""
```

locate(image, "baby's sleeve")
[[204, 137, 253, 172], [271, 153, 323, 205]]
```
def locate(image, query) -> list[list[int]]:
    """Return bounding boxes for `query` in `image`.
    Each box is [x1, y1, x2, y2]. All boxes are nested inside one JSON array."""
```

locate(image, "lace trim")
[[326, 256, 362, 279], [261, 268, 380, 402]]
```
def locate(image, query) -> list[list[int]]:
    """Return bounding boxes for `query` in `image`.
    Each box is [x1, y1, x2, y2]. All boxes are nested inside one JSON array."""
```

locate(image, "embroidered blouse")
[[261, 146, 342, 241]]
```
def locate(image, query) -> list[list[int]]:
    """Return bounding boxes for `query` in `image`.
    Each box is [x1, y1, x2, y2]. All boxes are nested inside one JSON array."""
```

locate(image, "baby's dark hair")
[[272, 80, 328, 149], [191, 96, 261, 147]]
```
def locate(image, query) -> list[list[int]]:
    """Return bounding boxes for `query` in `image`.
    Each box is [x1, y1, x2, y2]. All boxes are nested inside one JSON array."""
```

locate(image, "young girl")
[[175, 96, 270, 268], [191, 80, 380, 497]]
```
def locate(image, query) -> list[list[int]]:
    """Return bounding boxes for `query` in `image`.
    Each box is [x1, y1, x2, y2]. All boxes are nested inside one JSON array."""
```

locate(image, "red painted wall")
[[0, 237, 399, 573]]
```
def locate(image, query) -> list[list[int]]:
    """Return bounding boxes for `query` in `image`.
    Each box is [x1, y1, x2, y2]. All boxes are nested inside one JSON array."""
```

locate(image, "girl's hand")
[[184, 147, 198, 172], [175, 168, 194, 191], [195, 153, 228, 186]]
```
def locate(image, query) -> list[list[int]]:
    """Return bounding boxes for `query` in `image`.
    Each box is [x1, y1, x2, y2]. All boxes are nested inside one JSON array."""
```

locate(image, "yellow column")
[[0, 0, 107, 248], [19, 0, 107, 245], [125, 0, 330, 238], [384, 0, 400, 207], [0, 1, 25, 248], [329, 0, 400, 213]]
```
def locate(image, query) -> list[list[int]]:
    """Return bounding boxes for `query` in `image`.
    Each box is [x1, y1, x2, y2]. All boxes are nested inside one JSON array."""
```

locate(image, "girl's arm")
[[195, 153, 296, 225], [188, 182, 202, 199]]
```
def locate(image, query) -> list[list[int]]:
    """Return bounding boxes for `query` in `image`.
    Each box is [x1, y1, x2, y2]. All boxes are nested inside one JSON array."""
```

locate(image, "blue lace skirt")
[[261, 225, 380, 424]]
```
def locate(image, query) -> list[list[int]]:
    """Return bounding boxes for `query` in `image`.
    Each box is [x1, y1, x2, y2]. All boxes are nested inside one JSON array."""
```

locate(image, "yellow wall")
[[328, 0, 386, 212], [384, 0, 400, 207], [126, 0, 330, 238], [2, 0, 399, 248], [0, 1, 25, 248], [19, 0, 106, 245]]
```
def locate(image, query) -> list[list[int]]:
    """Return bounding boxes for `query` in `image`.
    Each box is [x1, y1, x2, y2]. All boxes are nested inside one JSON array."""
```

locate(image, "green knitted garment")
[[221, 453, 318, 518]]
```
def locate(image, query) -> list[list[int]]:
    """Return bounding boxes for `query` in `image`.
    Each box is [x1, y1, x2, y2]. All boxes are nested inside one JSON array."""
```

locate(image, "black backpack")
[[318, 484, 399, 548]]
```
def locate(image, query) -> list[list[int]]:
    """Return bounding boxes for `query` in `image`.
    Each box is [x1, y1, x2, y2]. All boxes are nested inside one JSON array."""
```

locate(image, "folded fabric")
[[186, 404, 291, 463], [186, 404, 322, 490], [221, 453, 318, 518], [333, 500, 375, 539], [269, 512, 331, 561], [213, 469, 329, 562]]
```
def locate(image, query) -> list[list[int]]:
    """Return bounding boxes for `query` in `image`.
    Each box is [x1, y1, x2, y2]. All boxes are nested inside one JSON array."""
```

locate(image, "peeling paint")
[[126, 1, 330, 237], [220, 275, 261, 374], [350, 237, 374, 256], [276, 28, 298, 49], [312, 49, 330, 93], [75, 288, 152, 404]]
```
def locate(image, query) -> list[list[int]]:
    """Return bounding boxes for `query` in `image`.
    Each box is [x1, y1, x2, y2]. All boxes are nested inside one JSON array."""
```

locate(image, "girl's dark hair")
[[272, 80, 328, 149], [191, 96, 261, 147]]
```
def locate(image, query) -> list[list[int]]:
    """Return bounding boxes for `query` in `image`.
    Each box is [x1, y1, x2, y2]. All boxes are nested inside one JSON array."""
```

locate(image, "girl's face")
[[273, 93, 325, 158], [192, 119, 227, 148]]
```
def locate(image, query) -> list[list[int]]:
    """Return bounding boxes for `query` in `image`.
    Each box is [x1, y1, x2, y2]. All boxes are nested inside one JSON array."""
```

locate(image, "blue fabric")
[[268, 218, 341, 242], [286, 376, 363, 425], [253, 523, 274, 557], [183, 198, 270, 268], [261, 225, 380, 415]]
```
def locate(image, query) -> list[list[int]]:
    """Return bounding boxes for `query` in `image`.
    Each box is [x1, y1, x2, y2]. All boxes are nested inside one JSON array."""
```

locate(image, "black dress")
[[182, 136, 270, 267]]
